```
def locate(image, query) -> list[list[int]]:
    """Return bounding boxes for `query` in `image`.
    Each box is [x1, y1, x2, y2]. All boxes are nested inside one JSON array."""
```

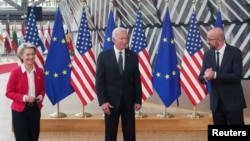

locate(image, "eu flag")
[[215, 9, 224, 29], [103, 9, 115, 50], [153, 8, 181, 107], [44, 8, 74, 105]]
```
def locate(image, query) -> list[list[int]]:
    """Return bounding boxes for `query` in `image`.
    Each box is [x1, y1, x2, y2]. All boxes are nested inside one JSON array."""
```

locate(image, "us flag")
[[70, 9, 96, 106], [130, 8, 153, 101], [45, 22, 51, 50], [24, 7, 45, 69], [180, 11, 207, 106]]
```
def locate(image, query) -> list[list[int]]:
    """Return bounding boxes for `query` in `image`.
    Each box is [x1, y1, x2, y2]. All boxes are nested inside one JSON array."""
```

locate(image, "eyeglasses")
[[207, 38, 218, 42]]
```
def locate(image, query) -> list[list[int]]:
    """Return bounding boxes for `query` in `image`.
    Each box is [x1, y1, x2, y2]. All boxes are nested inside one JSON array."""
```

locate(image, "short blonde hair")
[[17, 43, 36, 63], [17, 43, 36, 57]]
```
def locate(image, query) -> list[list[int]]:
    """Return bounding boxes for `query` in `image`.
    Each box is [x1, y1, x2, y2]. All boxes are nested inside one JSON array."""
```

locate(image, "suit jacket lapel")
[[110, 48, 122, 75], [212, 51, 217, 71], [124, 49, 131, 75]]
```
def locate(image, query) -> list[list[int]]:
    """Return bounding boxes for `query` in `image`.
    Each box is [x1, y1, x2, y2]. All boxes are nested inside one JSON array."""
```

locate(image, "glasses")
[[207, 38, 218, 42]]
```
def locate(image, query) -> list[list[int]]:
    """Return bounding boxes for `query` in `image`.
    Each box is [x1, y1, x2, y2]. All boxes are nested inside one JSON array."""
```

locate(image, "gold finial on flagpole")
[[110, 0, 114, 11], [82, 0, 87, 7], [138, 0, 142, 7], [31, 0, 35, 6], [165, 0, 169, 7], [218, 0, 222, 9], [192, 0, 197, 10]]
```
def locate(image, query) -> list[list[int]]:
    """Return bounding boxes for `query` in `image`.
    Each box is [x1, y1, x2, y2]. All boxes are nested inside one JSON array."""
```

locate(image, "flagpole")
[[73, 0, 94, 118], [155, 0, 175, 118], [134, 0, 148, 119], [50, 103, 67, 118], [182, 0, 203, 119], [218, 0, 222, 9], [6, 14, 10, 62], [157, 106, 173, 118], [75, 105, 92, 118], [187, 106, 204, 118]]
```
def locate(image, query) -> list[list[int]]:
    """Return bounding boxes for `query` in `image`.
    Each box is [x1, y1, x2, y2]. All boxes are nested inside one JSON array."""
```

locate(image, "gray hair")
[[112, 27, 127, 38], [17, 43, 37, 63], [17, 43, 37, 57]]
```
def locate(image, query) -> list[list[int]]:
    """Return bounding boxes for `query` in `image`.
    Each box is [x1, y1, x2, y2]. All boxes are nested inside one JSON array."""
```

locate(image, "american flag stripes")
[[24, 7, 45, 69], [180, 11, 207, 106], [130, 8, 153, 101], [45, 22, 51, 50], [39, 24, 46, 51], [70, 9, 96, 106]]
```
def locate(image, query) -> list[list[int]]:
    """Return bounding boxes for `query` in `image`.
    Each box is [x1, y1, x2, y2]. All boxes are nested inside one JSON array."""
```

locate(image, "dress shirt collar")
[[114, 46, 125, 55], [21, 64, 36, 73], [216, 43, 226, 55]]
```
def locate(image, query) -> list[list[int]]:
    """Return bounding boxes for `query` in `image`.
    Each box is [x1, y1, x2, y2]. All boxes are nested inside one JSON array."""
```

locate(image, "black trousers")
[[12, 103, 41, 141], [104, 97, 136, 141], [212, 99, 244, 125]]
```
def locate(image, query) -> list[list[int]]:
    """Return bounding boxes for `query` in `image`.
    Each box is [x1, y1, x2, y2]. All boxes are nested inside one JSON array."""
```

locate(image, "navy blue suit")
[[96, 47, 142, 141], [199, 44, 247, 124]]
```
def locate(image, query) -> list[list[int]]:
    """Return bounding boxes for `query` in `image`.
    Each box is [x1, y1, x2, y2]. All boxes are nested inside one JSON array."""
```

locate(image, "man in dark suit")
[[96, 27, 142, 141], [199, 27, 247, 125]]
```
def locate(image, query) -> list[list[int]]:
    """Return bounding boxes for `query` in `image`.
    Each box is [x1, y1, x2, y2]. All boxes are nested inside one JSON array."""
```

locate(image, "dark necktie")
[[216, 51, 220, 71], [118, 52, 123, 75]]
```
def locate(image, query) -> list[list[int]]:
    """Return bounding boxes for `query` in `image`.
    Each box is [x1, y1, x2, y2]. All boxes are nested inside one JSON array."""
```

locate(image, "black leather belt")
[[26, 102, 36, 106]]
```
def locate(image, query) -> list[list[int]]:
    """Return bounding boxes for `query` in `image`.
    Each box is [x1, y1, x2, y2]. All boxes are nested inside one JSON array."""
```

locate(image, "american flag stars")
[[130, 11, 147, 53], [70, 9, 96, 106], [185, 16, 202, 56], [76, 15, 92, 54]]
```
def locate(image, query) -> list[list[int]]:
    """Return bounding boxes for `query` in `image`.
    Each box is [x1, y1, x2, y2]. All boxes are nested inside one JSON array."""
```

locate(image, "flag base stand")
[[75, 112, 92, 118], [187, 106, 204, 118], [49, 112, 67, 118], [209, 113, 212, 117], [187, 112, 203, 118], [156, 112, 174, 118], [135, 111, 147, 118], [49, 104, 67, 118], [75, 106, 92, 118]]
